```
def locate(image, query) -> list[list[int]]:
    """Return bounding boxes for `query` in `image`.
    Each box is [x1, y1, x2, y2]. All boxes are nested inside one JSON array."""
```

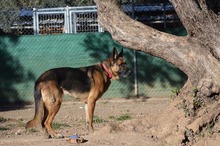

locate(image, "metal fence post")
[[65, 6, 70, 33], [133, 50, 138, 96], [73, 12, 77, 33], [131, 0, 138, 97], [163, 3, 167, 29], [33, 8, 37, 35]]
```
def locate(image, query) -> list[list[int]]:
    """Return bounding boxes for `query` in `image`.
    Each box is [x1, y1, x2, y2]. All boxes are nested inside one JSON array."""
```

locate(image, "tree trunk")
[[95, 0, 220, 145]]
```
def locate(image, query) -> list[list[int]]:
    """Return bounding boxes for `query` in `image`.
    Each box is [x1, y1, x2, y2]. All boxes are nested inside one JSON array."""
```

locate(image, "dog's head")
[[102, 47, 131, 80]]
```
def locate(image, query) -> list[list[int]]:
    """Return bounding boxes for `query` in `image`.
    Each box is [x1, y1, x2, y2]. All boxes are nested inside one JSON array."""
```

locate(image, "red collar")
[[102, 63, 112, 79]]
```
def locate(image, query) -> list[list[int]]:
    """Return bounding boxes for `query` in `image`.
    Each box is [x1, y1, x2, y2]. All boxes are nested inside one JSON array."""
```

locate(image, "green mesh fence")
[[0, 32, 187, 104]]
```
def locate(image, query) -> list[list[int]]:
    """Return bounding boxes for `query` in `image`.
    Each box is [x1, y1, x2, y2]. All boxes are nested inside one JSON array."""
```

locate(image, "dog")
[[25, 47, 131, 138]]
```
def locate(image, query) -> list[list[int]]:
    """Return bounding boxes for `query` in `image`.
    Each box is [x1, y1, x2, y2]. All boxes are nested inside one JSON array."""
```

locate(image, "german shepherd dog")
[[25, 47, 130, 138]]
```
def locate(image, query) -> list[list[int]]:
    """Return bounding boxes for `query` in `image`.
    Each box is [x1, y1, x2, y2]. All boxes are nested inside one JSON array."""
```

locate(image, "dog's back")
[[36, 67, 94, 94]]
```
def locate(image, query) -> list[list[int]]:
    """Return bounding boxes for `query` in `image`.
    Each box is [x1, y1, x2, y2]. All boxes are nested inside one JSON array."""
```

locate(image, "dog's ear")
[[111, 47, 118, 61], [118, 48, 123, 57]]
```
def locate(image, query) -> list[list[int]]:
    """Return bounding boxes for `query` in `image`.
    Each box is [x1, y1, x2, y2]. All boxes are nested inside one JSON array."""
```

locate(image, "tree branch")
[[95, 0, 184, 55], [95, 0, 211, 81]]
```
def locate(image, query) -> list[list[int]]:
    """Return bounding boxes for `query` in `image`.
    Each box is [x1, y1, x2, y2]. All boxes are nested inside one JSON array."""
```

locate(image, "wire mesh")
[[74, 11, 99, 33], [32, 6, 102, 35], [0, 1, 97, 35], [38, 13, 65, 34]]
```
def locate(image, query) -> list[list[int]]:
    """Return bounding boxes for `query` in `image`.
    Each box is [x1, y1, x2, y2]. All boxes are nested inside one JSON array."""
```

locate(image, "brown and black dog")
[[25, 47, 130, 138]]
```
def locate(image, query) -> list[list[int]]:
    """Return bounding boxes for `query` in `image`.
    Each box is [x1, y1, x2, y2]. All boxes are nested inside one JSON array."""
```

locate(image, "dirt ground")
[[0, 97, 220, 146]]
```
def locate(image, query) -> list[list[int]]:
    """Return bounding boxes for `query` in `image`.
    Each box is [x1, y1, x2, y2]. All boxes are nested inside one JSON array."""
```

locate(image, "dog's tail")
[[25, 86, 44, 129]]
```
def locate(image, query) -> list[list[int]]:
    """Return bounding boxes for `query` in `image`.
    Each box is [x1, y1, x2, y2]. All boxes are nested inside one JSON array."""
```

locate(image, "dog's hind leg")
[[44, 102, 64, 138], [41, 82, 64, 138], [41, 106, 49, 138]]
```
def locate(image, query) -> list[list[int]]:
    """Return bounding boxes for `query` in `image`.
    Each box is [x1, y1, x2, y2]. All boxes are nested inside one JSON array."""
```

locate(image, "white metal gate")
[[33, 6, 103, 35]]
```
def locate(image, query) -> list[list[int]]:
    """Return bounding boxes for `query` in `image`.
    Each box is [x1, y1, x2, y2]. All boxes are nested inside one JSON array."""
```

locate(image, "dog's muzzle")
[[119, 69, 131, 78]]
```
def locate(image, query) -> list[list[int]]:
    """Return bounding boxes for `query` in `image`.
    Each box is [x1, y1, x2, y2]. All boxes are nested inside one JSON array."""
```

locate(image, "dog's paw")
[[44, 133, 52, 139], [55, 133, 65, 139], [46, 133, 64, 139]]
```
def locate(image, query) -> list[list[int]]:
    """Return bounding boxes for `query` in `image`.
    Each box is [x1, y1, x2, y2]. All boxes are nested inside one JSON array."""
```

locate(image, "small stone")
[[15, 129, 22, 135]]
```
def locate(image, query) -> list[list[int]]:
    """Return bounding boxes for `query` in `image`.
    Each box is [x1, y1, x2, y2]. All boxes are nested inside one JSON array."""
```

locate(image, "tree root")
[[197, 78, 220, 98], [149, 79, 220, 145], [187, 102, 220, 134]]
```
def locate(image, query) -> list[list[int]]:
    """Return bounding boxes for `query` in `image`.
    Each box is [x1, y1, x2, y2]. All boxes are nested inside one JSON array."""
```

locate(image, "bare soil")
[[0, 97, 219, 146]]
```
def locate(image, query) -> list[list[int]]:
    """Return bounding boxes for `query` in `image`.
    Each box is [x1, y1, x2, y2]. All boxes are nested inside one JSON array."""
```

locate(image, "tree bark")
[[95, 0, 220, 145], [169, 0, 220, 60]]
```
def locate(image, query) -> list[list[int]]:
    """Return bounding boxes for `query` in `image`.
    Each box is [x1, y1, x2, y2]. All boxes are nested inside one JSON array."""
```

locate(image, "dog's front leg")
[[84, 103, 89, 130], [85, 99, 96, 132]]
